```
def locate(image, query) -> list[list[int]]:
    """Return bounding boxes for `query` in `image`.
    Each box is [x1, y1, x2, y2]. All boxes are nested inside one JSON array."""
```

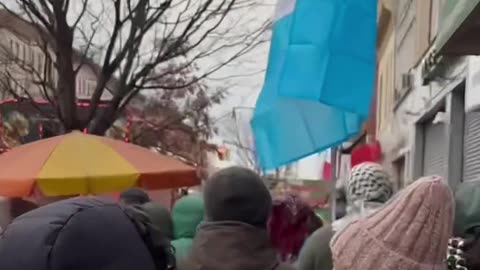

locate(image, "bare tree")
[[0, 0, 269, 135], [107, 80, 223, 168], [216, 106, 260, 172]]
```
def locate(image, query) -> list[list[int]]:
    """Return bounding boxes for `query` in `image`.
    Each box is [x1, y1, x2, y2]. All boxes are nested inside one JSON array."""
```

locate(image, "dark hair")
[[269, 195, 320, 262], [464, 228, 480, 270], [448, 226, 480, 270], [122, 204, 176, 270], [307, 210, 323, 234], [465, 239, 480, 270], [9, 198, 38, 219], [120, 188, 151, 205]]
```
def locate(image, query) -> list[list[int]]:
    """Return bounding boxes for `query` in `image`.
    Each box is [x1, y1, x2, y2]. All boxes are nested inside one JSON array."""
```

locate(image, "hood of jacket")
[[143, 202, 173, 239], [455, 181, 480, 237], [183, 222, 288, 270], [172, 195, 204, 239], [0, 197, 157, 270]]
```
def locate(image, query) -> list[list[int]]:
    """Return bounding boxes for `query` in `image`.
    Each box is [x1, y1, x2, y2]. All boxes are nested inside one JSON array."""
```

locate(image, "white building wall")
[[0, 28, 113, 101], [383, 47, 469, 185]]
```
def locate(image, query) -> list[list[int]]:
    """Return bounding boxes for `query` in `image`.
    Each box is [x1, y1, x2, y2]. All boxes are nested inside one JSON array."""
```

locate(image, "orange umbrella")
[[0, 131, 200, 197]]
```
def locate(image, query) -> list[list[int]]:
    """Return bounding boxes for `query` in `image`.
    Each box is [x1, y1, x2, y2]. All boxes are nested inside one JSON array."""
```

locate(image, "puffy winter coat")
[[171, 195, 204, 260], [0, 197, 163, 270]]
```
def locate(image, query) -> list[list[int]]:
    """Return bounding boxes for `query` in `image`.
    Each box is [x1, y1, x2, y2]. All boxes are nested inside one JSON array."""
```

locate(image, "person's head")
[[450, 181, 480, 270], [335, 187, 347, 219], [271, 180, 289, 200], [204, 166, 272, 228], [143, 202, 173, 240], [331, 176, 454, 270], [171, 194, 204, 239], [9, 198, 38, 219], [120, 188, 150, 205], [269, 194, 322, 261], [346, 162, 394, 206], [0, 197, 174, 270]]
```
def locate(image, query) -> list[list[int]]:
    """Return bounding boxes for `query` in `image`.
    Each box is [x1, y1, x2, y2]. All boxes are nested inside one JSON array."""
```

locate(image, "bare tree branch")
[[0, 0, 269, 137]]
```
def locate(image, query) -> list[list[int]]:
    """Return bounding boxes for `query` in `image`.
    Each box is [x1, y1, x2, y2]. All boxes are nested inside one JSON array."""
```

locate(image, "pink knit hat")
[[331, 176, 454, 270]]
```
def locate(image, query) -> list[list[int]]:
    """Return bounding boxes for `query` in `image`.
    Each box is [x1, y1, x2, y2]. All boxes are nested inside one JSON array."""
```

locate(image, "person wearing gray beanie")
[[203, 166, 272, 227], [180, 166, 293, 270]]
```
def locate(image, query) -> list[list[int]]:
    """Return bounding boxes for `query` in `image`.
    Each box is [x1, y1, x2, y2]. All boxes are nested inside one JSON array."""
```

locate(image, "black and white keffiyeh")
[[346, 162, 393, 204], [447, 237, 468, 270]]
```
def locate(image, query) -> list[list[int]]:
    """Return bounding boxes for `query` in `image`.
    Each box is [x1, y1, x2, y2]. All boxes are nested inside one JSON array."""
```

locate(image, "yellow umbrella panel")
[[0, 132, 200, 197]]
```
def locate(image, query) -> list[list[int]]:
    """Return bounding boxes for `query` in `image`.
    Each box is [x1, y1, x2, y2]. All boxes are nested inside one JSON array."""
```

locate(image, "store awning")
[[436, 0, 480, 55]]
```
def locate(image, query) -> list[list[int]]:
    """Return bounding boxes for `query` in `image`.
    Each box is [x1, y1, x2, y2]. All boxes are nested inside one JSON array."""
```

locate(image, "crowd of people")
[[0, 163, 479, 270]]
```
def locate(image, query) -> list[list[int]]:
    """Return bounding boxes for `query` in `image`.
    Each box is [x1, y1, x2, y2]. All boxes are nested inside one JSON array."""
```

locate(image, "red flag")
[[322, 162, 331, 181], [351, 141, 381, 167]]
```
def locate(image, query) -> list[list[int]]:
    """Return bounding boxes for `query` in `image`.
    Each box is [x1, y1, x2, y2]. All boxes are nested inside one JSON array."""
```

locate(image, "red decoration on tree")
[[38, 123, 44, 139], [124, 117, 132, 143]]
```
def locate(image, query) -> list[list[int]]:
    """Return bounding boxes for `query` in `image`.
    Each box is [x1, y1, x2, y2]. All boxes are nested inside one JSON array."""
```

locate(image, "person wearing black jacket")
[[0, 196, 174, 270]]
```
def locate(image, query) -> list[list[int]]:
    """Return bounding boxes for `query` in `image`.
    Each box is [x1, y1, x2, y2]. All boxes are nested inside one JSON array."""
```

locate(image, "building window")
[[78, 78, 84, 96], [22, 44, 27, 63], [76, 77, 80, 96], [76, 78, 96, 98], [38, 54, 44, 75], [18, 44, 23, 62], [395, 19, 416, 102], [85, 79, 96, 96], [29, 48, 34, 66], [15, 42, 19, 58]]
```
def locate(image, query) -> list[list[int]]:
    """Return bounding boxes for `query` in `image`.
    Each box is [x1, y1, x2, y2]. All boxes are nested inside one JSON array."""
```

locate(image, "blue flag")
[[251, 0, 376, 170], [269, 0, 377, 116]]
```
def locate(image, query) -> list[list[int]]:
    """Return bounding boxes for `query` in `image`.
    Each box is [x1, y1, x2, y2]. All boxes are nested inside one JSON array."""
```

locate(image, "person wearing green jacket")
[[171, 194, 204, 261]]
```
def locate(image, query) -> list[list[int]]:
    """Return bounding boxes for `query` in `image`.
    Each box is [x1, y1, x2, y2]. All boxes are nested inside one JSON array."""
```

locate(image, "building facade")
[[0, 9, 114, 101], [376, 0, 480, 188], [0, 9, 115, 147]]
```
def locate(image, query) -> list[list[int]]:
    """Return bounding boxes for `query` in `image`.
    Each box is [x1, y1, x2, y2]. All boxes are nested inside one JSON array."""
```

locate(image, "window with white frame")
[[14, 41, 19, 58], [29, 48, 34, 66], [76, 77, 80, 96], [85, 79, 96, 96], [22, 44, 27, 63], [18, 43, 23, 62], [35, 53, 44, 75], [77, 77, 85, 97], [76, 78, 97, 99]]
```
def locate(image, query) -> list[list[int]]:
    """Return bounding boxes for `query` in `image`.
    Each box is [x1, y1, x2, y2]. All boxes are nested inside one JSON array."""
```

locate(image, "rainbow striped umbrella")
[[0, 132, 199, 197]]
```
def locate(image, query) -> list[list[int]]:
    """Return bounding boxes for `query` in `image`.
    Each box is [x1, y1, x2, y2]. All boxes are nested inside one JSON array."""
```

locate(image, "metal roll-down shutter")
[[422, 121, 447, 177], [463, 110, 480, 182]]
